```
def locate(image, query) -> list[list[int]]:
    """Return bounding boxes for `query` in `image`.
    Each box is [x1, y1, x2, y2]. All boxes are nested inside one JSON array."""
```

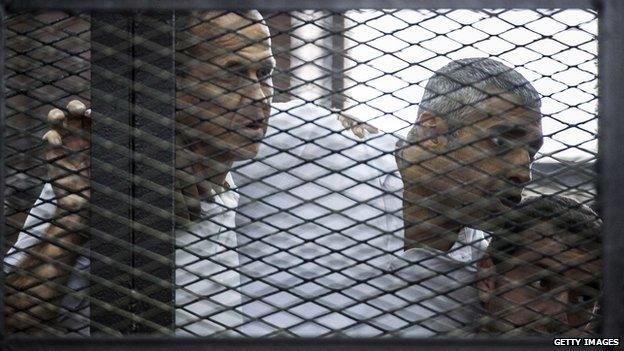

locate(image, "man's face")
[[398, 92, 543, 228], [485, 220, 601, 335], [177, 12, 276, 161]]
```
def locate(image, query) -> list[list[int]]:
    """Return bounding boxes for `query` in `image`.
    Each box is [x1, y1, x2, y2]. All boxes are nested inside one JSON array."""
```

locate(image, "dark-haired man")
[[478, 195, 601, 335], [374, 57, 544, 335]]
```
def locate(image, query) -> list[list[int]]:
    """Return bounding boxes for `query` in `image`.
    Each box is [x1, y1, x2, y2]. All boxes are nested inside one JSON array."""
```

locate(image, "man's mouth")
[[236, 120, 266, 141], [500, 193, 522, 207], [245, 120, 263, 130]]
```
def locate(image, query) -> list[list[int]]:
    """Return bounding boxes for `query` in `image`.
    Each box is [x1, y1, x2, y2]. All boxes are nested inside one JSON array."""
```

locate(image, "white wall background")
[[340, 9, 597, 163]]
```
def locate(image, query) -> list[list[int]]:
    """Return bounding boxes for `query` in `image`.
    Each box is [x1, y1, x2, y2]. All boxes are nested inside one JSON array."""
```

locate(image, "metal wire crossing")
[[2, 7, 601, 339]]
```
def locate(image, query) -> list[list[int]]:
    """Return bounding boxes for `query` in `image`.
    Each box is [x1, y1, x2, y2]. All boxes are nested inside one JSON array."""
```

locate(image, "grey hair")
[[417, 57, 541, 125]]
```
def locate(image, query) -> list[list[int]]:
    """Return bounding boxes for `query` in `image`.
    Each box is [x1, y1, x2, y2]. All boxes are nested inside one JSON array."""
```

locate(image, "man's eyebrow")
[[218, 60, 273, 75], [257, 58, 275, 68], [488, 124, 529, 135], [223, 60, 247, 70]]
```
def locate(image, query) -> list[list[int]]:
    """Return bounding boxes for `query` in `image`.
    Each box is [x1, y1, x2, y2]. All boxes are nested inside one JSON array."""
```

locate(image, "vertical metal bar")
[[0, 3, 7, 339], [90, 13, 135, 335], [599, 0, 624, 339], [131, 12, 175, 333], [330, 12, 345, 110], [266, 13, 292, 102]]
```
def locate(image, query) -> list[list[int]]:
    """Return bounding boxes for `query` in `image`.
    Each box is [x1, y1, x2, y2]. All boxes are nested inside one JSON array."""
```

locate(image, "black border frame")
[[1, 0, 621, 349]]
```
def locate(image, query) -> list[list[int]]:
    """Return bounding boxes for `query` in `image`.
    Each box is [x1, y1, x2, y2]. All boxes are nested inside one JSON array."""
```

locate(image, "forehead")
[[507, 220, 600, 269], [189, 12, 272, 60], [465, 92, 542, 130]]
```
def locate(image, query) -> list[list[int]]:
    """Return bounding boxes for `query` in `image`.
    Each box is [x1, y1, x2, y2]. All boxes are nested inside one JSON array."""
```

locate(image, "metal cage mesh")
[[3, 8, 600, 338]]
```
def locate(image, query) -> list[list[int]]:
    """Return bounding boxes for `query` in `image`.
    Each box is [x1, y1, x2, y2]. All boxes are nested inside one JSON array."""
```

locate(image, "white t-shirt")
[[4, 183, 91, 335], [5, 100, 490, 337], [233, 100, 490, 337], [175, 173, 242, 336], [233, 100, 405, 337], [360, 227, 490, 337], [4, 174, 241, 336]]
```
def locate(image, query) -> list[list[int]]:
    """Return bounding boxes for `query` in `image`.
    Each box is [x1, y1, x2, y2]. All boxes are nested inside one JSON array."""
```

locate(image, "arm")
[[5, 101, 90, 334]]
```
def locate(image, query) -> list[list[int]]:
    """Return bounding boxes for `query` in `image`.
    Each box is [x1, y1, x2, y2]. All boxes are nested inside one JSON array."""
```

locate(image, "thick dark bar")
[[90, 13, 135, 335], [330, 12, 345, 110], [0, 3, 7, 338], [599, 0, 624, 339], [2, 337, 587, 351], [5, 0, 599, 11], [131, 12, 176, 333], [265, 13, 292, 103]]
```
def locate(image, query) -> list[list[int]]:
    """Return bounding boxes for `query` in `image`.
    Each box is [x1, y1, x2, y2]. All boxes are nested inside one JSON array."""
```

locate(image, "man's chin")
[[230, 143, 261, 161], [485, 196, 518, 214]]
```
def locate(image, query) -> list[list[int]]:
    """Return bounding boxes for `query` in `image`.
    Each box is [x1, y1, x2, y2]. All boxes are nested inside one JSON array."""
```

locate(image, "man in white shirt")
[[233, 100, 403, 336], [377, 57, 544, 336], [4, 12, 376, 335], [4, 11, 276, 335], [231, 58, 544, 337]]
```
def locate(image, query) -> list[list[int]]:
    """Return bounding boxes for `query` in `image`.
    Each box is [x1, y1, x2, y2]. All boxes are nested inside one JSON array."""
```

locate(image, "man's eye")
[[491, 137, 506, 147], [224, 63, 247, 78], [574, 294, 593, 304], [531, 279, 548, 290], [257, 67, 272, 79]]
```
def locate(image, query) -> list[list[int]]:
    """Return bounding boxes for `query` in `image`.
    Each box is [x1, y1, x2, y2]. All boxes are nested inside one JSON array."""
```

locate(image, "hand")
[[42, 100, 91, 212], [337, 112, 379, 138], [5, 100, 91, 334]]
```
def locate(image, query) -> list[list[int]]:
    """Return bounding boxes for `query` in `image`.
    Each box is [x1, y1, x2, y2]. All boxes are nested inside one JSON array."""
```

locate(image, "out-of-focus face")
[[485, 220, 601, 335], [397, 91, 543, 229], [177, 11, 276, 161]]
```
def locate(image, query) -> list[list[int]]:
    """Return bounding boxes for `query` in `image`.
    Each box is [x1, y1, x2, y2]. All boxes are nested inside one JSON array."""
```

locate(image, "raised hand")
[[337, 111, 379, 138], [5, 100, 91, 334]]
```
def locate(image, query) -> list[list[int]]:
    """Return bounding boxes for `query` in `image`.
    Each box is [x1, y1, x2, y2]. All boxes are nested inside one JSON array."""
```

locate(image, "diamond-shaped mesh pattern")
[[3, 8, 600, 338]]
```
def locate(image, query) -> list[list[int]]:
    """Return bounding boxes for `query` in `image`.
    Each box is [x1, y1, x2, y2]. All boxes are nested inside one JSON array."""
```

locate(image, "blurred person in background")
[[478, 195, 601, 336]]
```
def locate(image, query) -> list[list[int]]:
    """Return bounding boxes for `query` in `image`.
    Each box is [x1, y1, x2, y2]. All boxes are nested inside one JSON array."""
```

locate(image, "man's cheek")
[[263, 81, 274, 103], [190, 81, 224, 100], [219, 91, 245, 110], [197, 83, 243, 110]]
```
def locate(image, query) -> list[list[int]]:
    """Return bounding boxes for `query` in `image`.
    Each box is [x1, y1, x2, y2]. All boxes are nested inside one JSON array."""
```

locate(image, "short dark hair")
[[416, 58, 540, 123], [489, 195, 601, 265]]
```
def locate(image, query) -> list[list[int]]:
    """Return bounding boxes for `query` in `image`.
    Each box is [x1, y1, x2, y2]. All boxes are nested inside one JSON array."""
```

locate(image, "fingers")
[[338, 114, 352, 129], [337, 112, 379, 139], [364, 123, 379, 134], [43, 100, 92, 211], [43, 108, 65, 146], [66, 100, 88, 117], [43, 100, 91, 148], [42, 130, 62, 147], [353, 125, 365, 138], [47, 108, 65, 125]]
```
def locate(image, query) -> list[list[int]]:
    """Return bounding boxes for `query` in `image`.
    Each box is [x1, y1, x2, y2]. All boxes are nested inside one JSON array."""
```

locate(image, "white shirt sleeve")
[[4, 183, 57, 273]]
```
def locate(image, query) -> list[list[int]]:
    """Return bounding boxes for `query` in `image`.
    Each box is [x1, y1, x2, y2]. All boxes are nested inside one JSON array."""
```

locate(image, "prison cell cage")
[[1, 0, 623, 350]]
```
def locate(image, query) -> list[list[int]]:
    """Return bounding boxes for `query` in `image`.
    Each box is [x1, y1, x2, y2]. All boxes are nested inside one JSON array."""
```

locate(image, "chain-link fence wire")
[[2, 8, 600, 337]]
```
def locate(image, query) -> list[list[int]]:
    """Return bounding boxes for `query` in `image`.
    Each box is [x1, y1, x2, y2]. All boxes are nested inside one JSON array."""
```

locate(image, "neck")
[[403, 189, 463, 252]]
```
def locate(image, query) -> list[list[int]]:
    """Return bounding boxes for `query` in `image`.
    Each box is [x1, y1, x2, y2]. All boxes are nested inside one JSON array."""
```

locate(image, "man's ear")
[[412, 111, 449, 149], [477, 255, 496, 305]]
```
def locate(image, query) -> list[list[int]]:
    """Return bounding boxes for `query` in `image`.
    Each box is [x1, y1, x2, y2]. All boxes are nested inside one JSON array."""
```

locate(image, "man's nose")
[[243, 79, 269, 102], [239, 81, 269, 119], [504, 148, 531, 186], [534, 291, 570, 327]]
